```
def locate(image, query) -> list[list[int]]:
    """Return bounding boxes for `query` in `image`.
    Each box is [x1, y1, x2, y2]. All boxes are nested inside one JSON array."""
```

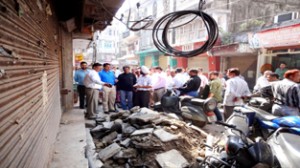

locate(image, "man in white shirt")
[[223, 68, 251, 120], [172, 68, 186, 95], [84, 63, 108, 119], [152, 67, 167, 103], [253, 70, 272, 92], [198, 68, 209, 88]]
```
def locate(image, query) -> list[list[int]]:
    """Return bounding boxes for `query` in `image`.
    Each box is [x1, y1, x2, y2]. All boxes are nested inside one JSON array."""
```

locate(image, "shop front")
[[212, 43, 258, 89], [249, 22, 300, 77]]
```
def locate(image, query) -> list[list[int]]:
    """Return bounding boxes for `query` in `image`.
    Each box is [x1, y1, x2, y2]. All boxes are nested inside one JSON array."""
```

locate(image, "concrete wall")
[[229, 0, 300, 32]]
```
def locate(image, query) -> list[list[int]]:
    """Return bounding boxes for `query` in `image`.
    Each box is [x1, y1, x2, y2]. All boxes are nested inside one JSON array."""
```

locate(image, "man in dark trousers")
[[74, 61, 89, 109], [117, 66, 137, 110], [134, 66, 152, 108], [178, 69, 201, 97]]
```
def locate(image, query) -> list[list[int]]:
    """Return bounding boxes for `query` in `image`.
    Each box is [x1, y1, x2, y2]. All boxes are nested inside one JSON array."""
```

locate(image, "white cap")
[[141, 66, 150, 74]]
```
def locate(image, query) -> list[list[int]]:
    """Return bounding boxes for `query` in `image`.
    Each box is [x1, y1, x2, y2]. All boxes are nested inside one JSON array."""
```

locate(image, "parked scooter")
[[153, 89, 218, 128], [267, 127, 300, 168], [238, 105, 300, 139], [199, 118, 274, 168]]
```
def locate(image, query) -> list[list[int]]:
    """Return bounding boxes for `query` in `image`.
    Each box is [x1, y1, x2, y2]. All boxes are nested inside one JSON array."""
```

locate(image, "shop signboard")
[[249, 23, 300, 48]]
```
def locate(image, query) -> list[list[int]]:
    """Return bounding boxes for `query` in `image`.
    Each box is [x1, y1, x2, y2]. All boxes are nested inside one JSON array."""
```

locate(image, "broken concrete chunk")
[[130, 106, 140, 113], [85, 120, 96, 128], [98, 143, 121, 161], [102, 131, 118, 144], [91, 125, 105, 133], [102, 122, 114, 129], [129, 108, 160, 123], [122, 125, 136, 136], [120, 138, 131, 147], [113, 148, 137, 159], [156, 149, 189, 168], [166, 113, 181, 120], [131, 128, 154, 136], [170, 125, 178, 130], [154, 129, 179, 142]]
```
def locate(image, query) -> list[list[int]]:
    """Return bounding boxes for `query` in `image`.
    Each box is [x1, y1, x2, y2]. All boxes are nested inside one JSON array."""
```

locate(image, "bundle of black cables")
[[152, 8, 219, 57]]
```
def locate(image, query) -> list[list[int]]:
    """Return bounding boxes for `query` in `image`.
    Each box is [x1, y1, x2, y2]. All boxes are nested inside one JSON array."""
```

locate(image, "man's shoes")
[[80, 107, 85, 109], [109, 110, 116, 113], [104, 111, 109, 114]]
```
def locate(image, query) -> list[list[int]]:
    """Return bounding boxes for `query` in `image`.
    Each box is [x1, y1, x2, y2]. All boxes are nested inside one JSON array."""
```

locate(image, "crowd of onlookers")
[[74, 61, 300, 121]]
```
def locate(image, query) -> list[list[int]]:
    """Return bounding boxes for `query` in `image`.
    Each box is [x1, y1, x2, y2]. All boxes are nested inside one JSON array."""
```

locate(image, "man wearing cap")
[[99, 63, 117, 113], [133, 66, 153, 108], [117, 66, 137, 110]]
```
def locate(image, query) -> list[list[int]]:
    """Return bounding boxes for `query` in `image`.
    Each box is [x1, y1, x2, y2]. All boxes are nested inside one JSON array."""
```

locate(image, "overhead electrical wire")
[[152, 0, 219, 57]]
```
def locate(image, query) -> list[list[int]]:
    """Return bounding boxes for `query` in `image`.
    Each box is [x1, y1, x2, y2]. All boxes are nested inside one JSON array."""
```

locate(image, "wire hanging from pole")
[[152, 0, 219, 57]]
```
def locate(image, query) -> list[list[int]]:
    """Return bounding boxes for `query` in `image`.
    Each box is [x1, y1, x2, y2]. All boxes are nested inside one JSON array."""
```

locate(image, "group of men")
[[253, 63, 300, 117], [74, 61, 300, 121], [74, 62, 116, 119]]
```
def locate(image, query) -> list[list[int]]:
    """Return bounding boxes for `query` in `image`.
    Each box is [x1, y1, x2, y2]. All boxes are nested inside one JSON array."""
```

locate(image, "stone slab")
[[98, 143, 121, 161], [156, 149, 189, 168], [154, 129, 179, 142], [120, 138, 131, 147], [131, 128, 154, 136], [102, 131, 118, 144]]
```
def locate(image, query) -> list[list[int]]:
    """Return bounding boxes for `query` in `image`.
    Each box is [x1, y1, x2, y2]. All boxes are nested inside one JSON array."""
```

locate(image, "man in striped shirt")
[[272, 69, 300, 116]]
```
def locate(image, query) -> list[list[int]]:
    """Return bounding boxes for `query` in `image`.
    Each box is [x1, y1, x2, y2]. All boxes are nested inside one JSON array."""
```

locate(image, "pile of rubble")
[[85, 107, 208, 168]]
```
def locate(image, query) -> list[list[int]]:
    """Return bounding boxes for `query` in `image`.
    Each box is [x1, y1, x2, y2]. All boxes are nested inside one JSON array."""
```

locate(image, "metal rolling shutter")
[[145, 56, 152, 68], [159, 55, 168, 70], [0, 0, 62, 167], [188, 56, 209, 72]]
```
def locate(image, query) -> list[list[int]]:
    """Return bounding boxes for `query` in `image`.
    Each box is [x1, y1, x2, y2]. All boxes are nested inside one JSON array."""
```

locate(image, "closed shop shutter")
[[159, 55, 168, 69], [0, 1, 62, 167], [145, 56, 152, 67], [188, 56, 209, 72], [228, 55, 257, 89]]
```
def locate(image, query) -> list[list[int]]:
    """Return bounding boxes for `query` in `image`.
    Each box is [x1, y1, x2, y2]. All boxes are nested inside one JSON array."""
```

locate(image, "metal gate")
[[0, 0, 63, 167]]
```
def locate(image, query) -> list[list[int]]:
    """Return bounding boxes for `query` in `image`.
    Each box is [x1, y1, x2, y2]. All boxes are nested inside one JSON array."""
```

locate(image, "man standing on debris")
[[152, 66, 167, 103], [84, 63, 107, 119], [178, 69, 201, 97], [99, 63, 117, 113], [223, 68, 251, 120], [117, 66, 137, 110], [208, 71, 223, 121], [74, 61, 89, 109], [133, 66, 152, 108]]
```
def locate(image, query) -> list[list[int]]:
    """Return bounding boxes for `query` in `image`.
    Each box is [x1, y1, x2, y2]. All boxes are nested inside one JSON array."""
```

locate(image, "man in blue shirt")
[[99, 63, 117, 113], [74, 61, 89, 109]]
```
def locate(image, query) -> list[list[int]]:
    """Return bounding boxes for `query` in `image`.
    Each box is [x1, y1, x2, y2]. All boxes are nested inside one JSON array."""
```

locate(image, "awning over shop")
[[211, 43, 257, 57], [137, 48, 161, 56]]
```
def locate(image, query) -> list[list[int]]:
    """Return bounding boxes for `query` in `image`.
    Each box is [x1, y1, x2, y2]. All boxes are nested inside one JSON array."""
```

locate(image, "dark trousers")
[[224, 106, 235, 121], [77, 85, 86, 108], [135, 91, 150, 108], [214, 107, 223, 121]]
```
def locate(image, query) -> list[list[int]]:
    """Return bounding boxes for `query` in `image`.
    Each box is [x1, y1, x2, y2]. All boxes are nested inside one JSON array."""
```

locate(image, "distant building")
[[93, 24, 120, 63]]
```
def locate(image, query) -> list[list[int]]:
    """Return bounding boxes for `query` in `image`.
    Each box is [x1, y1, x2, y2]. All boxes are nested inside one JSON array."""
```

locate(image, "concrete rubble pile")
[[86, 107, 207, 168]]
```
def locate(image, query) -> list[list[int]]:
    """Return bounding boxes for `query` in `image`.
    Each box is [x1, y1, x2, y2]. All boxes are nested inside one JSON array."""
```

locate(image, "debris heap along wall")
[[0, 0, 63, 167]]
